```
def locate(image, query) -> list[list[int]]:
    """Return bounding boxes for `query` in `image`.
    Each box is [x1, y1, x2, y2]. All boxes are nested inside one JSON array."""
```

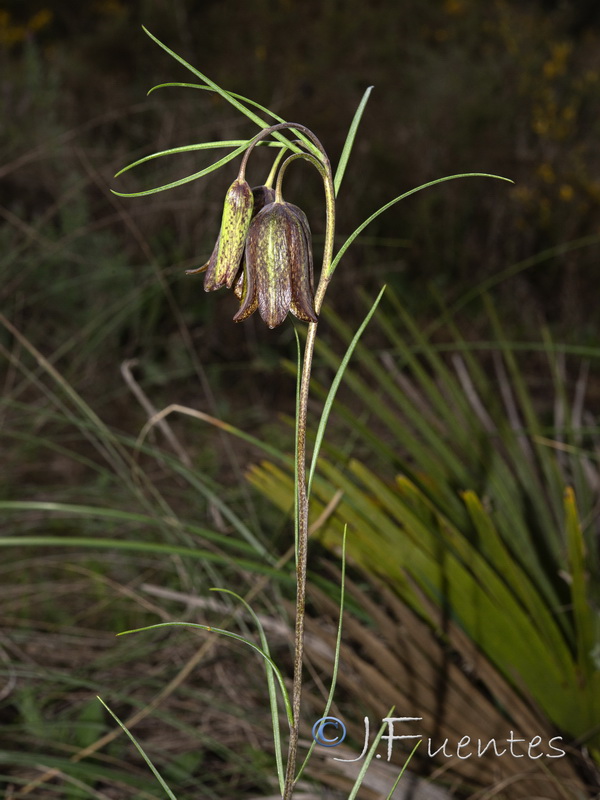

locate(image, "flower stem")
[[239, 122, 328, 180], [282, 139, 336, 800]]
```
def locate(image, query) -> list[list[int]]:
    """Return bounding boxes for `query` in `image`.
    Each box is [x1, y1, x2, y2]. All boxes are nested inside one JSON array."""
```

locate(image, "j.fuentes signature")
[[312, 716, 566, 761]]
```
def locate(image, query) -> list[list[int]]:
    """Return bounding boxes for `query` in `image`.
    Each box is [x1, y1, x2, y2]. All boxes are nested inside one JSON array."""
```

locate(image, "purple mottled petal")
[[233, 259, 258, 322]]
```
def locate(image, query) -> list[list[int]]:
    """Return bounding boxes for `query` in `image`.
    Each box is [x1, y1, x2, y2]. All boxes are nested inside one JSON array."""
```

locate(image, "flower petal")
[[286, 203, 317, 323], [232, 259, 258, 322], [204, 179, 254, 291], [233, 199, 317, 328]]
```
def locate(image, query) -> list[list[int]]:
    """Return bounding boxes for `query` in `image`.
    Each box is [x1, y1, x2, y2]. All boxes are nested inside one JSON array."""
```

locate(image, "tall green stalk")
[[237, 117, 338, 797], [282, 133, 336, 800], [107, 28, 511, 799]]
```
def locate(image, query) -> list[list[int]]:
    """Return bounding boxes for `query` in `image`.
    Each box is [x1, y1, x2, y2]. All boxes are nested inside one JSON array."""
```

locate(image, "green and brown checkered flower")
[[189, 179, 316, 328], [233, 200, 317, 329]]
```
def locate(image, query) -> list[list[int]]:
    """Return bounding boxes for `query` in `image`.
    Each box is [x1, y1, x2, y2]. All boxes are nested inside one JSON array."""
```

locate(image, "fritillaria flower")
[[187, 178, 254, 290], [188, 183, 276, 291], [233, 200, 317, 329], [188, 169, 316, 328]]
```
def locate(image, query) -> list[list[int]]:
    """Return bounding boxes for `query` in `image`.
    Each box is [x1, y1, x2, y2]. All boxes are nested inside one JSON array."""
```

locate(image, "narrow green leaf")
[[565, 488, 595, 679], [143, 26, 272, 128], [118, 620, 294, 725], [320, 303, 473, 498], [114, 139, 283, 178], [211, 588, 286, 794], [334, 86, 373, 196], [425, 233, 600, 338], [112, 140, 251, 197], [329, 173, 513, 277], [461, 490, 570, 661], [0, 535, 291, 582], [308, 286, 386, 497], [311, 329, 462, 514], [347, 708, 395, 800], [148, 82, 289, 126], [142, 27, 307, 156], [542, 326, 594, 517], [385, 740, 422, 800], [484, 295, 564, 555], [97, 697, 178, 800], [0, 500, 257, 555]]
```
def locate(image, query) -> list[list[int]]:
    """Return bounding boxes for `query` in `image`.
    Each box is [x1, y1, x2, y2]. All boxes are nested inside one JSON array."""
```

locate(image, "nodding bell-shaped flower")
[[233, 200, 317, 329], [188, 183, 275, 292], [188, 178, 254, 291]]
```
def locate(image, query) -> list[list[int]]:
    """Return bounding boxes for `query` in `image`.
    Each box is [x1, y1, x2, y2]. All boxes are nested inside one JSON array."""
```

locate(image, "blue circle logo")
[[312, 716, 347, 747]]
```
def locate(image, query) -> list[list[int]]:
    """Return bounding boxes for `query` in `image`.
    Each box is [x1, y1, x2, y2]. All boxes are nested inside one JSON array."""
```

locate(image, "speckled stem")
[[277, 132, 336, 800], [239, 122, 327, 181]]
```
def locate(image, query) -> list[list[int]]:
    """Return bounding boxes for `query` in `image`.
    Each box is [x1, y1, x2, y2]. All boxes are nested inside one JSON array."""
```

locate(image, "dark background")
[[3, 0, 600, 363], [1, 2, 600, 797]]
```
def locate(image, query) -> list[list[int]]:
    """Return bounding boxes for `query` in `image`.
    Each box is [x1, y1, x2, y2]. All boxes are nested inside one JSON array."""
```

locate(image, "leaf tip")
[[564, 485, 575, 503]]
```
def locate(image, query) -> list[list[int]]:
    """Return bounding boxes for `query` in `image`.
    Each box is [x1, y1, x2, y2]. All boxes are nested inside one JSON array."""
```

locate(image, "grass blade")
[[385, 740, 422, 800], [142, 26, 273, 128], [334, 86, 373, 196], [564, 489, 596, 681], [114, 139, 282, 178], [148, 82, 289, 125], [308, 285, 386, 497], [112, 140, 251, 197], [0, 500, 258, 556], [142, 27, 311, 156], [0, 535, 291, 581], [210, 588, 285, 794], [346, 709, 394, 800], [97, 697, 178, 800], [118, 620, 293, 725], [330, 173, 513, 276]]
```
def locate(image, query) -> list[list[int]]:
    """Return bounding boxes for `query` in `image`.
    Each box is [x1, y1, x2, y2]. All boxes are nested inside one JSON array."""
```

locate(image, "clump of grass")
[[251, 284, 600, 797]]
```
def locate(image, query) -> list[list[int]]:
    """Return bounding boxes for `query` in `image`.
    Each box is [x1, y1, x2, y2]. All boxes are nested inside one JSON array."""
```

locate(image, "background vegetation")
[[1, 1, 599, 798]]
